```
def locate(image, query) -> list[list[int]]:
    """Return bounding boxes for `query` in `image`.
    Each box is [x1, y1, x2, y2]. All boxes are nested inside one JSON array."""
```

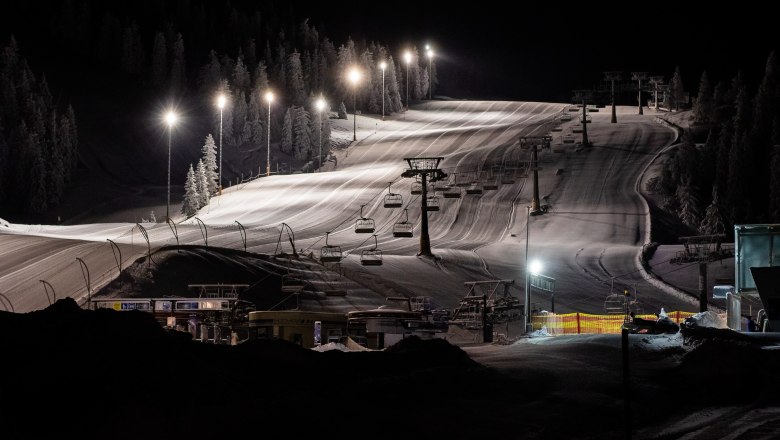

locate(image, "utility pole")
[[604, 71, 622, 123], [631, 72, 648, 115], [401, 157, 447, 257]]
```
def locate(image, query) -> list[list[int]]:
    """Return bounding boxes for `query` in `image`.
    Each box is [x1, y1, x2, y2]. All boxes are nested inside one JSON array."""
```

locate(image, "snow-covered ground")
[[0, 102, 709, 317]]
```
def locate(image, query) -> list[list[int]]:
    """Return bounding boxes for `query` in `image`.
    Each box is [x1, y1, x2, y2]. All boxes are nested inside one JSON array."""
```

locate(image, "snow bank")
[[0, 217, 10, 228], [311, 342, 349, 352], [686, 310, 728, 329], [529, 326, 552, 338]]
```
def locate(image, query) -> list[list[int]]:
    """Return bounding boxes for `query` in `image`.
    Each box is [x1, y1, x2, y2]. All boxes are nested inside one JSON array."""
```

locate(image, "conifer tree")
[[281, 106, 293, 154], [670, 66, 685, 111], [292, 106, 312, 160], [169, 33, 186, 93], [699, 187, 726, 234], [232, 55, 250, 94], [676, 177, 700, 229], [201, 134, 218, 195], [338, 101, 347, 119], [196, 159, 209, 208], [693, 71, 714, 124], [286, 51, 306, 106], [150, 31, 167, 88], [181, 164, 200, 217], [233, 91, 249, 145]]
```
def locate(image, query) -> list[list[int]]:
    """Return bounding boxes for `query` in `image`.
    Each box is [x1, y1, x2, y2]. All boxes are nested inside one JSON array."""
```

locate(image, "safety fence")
[[531, 311, 698, 335]]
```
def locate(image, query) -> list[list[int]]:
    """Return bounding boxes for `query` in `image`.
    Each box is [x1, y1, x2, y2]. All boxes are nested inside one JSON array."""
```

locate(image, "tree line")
[[0, 37, 79, 215], [648, 52, 780, 235]]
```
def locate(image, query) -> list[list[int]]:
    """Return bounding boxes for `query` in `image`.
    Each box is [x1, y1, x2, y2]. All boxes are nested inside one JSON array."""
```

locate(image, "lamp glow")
[[529, 260, 543, 276]]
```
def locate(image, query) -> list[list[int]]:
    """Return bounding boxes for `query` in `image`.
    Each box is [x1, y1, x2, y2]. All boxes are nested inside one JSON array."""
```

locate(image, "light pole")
[[315, 97, 327, 171], [264, 91, 273, 176], [426, 45, 433, 100], [216, 94, 226, 194], [348, 67, 361, 142], [164, 111, 177, 222], [404, 51, 412, 111], [524, 206, 532, 334], [632, 72, 648, 115], [604, 71, 621, 124], [379, 61, 387, 120]]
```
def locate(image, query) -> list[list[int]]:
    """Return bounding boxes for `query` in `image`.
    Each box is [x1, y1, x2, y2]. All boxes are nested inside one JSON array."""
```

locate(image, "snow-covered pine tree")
[[676, 177, 700, 229], [198, 50, 222, 93], [181, 163, 199, 217], [233, 90, 250, 146], [321, 110, 332, 158], [286, 51, 306, 106], [292, 106, 312, 160], [201, 134, 218, 194], [196, 159, 209, 208], [385, 56, 403, 113], [338, 101, 347, 119], [232, 55, 250, 94], [699, 187, 726, 235], [281, 106, 293, 154]]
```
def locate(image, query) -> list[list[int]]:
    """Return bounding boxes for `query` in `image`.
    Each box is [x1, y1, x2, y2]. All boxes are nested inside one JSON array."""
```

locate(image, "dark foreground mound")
[[0, 299, 523, 439]]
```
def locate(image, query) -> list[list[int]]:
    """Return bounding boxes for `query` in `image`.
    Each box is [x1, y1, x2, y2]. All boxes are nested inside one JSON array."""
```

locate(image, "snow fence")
[[531, 311, 697, 335]]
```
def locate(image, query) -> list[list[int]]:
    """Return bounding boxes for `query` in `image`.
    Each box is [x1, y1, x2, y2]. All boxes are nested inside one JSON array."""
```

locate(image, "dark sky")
[[0, 1, 775, 102], [298, 2, 777, 101]]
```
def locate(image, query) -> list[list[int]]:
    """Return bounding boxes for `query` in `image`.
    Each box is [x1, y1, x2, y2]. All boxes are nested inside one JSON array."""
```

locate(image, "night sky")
[[301, 2, 777, 101], [0, 1, 775, 102]]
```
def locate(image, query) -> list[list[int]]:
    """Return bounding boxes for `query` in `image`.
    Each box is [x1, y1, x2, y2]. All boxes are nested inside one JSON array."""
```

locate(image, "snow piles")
[[0, 217, 9, 228]]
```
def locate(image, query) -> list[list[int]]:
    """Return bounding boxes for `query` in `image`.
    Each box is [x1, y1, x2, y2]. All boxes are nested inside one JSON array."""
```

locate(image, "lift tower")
[[401, 157, 447, 257]]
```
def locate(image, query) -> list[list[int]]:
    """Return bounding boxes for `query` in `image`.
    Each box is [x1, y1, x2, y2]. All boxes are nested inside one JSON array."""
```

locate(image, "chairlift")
[[411, 178, 422, 195], [572, 125, 583, 133], [500, 163, 516, 184], [562, 134, 575, 144], [455, 172, 471, 187], [281, 274, 305, 293], [568, 106, 579, 112], [360, 235, 383, 266], [443, 173, 462, 198], [466, 174, 483, 194], [393, 209, 414, 237], [383, 182, 403, 208], [355, 204, 375, 233], [579, 114, 592, 123], [551, 126, 563, 132], [424, 194, 440, 211], [560, 113, 573, 121], [320, 232, 343, 263]]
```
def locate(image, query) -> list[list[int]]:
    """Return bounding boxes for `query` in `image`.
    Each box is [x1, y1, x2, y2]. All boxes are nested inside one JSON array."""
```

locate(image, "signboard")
[[530, 274, 555, 292]]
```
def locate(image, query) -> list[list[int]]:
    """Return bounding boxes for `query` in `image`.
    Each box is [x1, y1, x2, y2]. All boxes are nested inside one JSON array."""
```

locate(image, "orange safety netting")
[[531, 311, 697, 335]]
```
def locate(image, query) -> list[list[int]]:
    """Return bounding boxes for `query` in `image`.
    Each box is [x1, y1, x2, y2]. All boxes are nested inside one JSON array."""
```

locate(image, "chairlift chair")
[[572, 125, 583, 133], [562, 134, 576, 144], [500, 164, 516, 184], [392, 209, 414, 237], [360, 235, 383, 266], [411, 179, 422, 195], [383, 182, 403, 208], [466, 174, 483, 194], [281, 274, 305, 293], [424, 195, 440, 211], [579, 114, 592, 123], [355, 205, 375, 233], [443, 173, 462, 198], [568, 106, 579, 112], [560, 113, 573, 121], [320, 232, 343, 263], [551, 126, 563, 132]]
